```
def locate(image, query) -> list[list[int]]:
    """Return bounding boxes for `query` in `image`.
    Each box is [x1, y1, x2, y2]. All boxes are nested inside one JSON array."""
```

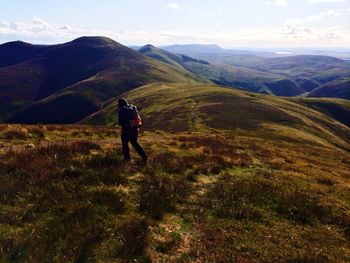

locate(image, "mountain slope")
[[0, 41, 53, 68], [299, 97, 350, 127], [83, 83, 350, 150], [1, 37, 199, 123], [138, 44, 209, 82], [2, 84, 350, 262], [307, 77, 350, 100], [162, 44, 224, 53], [161, 48, 350, 96], [140, 45, 304, 95]]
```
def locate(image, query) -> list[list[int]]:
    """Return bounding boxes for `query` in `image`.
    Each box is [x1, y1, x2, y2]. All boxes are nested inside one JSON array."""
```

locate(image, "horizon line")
[[1, 36, 350, 51]]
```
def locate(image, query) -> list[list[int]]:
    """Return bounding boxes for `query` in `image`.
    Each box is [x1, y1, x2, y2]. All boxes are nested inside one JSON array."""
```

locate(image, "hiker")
[[118, 98, 147, 162]]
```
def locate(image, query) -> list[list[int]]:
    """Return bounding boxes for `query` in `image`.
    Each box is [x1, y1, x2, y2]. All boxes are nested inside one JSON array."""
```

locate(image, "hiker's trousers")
[[121, 129, 146, 160]]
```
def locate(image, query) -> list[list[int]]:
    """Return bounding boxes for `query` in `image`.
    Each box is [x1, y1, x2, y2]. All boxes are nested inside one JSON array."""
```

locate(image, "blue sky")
[[0, 0, 349, 47]]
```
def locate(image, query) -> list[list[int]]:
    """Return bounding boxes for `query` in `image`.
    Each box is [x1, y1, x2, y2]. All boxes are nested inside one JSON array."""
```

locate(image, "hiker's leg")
[[130, 130, 147, 159], [121, 132, 130, 160]]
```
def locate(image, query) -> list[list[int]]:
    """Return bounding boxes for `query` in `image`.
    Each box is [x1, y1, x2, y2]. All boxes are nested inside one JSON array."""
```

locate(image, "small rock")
[[26, 143, 35, 149]]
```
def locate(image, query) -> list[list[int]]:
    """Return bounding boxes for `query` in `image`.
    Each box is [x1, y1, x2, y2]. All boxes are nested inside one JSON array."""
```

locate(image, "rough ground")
[[1, 124, 350, 262]]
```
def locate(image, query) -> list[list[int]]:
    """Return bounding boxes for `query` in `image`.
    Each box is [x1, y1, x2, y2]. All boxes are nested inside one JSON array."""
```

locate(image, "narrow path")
[[181, 88, 204, 132]]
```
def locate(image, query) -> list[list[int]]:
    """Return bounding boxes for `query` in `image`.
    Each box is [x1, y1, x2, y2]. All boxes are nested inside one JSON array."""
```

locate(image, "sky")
[[0, 0, 349, 48]]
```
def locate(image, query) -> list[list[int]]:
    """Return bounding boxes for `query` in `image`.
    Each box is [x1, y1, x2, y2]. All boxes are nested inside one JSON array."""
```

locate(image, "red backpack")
[[126, 104, 142, 128]]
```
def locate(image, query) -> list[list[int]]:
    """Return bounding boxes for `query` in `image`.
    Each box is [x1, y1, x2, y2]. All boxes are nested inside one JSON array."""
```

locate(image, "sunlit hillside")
[[1, 83, 350, 262]]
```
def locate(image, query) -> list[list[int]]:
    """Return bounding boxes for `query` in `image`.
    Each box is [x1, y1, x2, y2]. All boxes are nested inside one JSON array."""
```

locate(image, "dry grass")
[[0, 124, 350, 262]]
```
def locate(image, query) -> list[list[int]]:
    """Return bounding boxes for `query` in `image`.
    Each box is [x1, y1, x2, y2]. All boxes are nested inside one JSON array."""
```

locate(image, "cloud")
[[0, 17, 349, 48], [266, 0, 288, 6], [309, 0, 347, 3], [0, 17, 113, 44], [167, 3, 179, 9], [306, 9, 340, 20], [286, 9, 340, 25]]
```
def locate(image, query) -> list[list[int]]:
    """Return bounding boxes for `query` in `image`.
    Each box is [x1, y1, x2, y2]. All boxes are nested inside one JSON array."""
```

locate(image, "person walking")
[[118, 98, 147, 162]]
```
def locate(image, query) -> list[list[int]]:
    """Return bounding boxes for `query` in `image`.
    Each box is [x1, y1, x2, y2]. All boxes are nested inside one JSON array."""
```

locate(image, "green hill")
[[298, 97, 350, 127], [83, 83, 350, 149], [3, 37, 199, 124], [140, 46, 303, 95], [253, 55, 350, 84], [2, 40, 350, 126], [161, 48, 350, 98], [307, 77, 350, 100], [1, 82, 350, 261]]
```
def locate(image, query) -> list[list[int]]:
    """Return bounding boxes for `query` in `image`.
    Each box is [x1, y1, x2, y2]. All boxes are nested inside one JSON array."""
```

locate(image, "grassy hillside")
[[83, 83, 350, 149], [140, 46, 304, 96], [253, 55, 350, 84], [1, 98, 350, 262], [139, 45, 210, 69], [298, 97, 350, 127], [161, 49, 350, 98], [170, 51, 350, 86], [307, 77, 350, 100], [2, 37, 199, 123]]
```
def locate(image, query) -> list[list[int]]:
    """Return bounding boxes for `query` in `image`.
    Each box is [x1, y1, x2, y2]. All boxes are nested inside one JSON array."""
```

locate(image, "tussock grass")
[[0, 123, 350, 262], [138, 169, 190, 220], [204, 172, 331, 224]]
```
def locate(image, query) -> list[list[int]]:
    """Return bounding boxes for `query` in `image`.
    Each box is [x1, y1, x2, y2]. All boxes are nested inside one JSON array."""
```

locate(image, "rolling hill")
[[307, 77, 350, 100], [162, 45, 350, 85], [1, 82, 350, 262], [252, 55, 350, 84], [0, 40, 53, 68], [140, 45, 304, 96], [1, 38, 350, 125], [83, 82, 350, 149], [299, 96, 350, 127], [0, 37, 199, 123], [161, 45, 350, 98]]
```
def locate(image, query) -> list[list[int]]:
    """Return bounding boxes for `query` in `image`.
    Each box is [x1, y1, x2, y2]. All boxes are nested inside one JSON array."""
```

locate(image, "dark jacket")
[[118, 105, 137, 133]]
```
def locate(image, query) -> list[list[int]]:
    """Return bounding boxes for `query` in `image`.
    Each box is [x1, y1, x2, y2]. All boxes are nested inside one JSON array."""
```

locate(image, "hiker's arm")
[[118, 109, 126, 126]]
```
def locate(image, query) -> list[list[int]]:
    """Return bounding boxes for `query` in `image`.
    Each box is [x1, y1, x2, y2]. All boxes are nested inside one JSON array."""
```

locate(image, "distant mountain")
[[139, 44, 210, 66], [141, 45, 306, 95], [0, 41, 53, 68], [307, 78, 350, 100], [162, 44, 224, 54], [170, 50, 350, 85], [1, 37, 199, 123], [1, 37, 350, 124], [159, 48, 350, 98], [251, 55, 350, 84]]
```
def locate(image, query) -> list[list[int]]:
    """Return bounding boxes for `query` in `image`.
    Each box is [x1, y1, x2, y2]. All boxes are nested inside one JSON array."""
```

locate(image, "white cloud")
[[0, 17, 349, 48], [305, 9, 340, 20], [167, 3, 179, 9], [309, 0, 347, 3], [274, 0, 289, 6], [286, 9, 340, 25], [266, 0, 288, 6]]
